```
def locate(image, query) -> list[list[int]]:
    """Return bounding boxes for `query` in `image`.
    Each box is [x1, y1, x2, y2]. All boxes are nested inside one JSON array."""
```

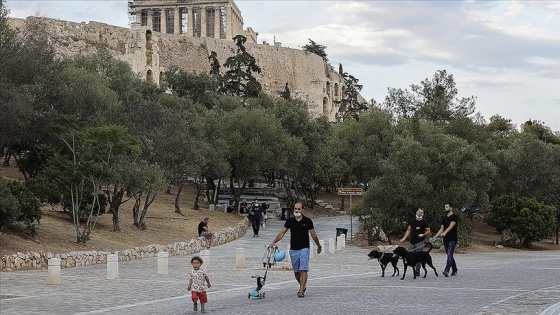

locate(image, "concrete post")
[[235, 248, 245, 268], [200, 249, 210, 271], [285, 243, 291, 263], [309, 242, 314, 259], [157, 252, 169, 275], [107, 254, 119, 279], [329, 238, 335, 254], [336, 236, 343, 251], [341, 234, 346, 248], [319, 240, 325, 256], [47, 258, 61, 285]]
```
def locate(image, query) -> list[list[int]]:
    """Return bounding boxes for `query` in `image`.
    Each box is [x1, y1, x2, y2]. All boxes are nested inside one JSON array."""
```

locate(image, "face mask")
[[416, 215, 423, 219], [444, 209, 450, 213], [294, 212, 302, 218]]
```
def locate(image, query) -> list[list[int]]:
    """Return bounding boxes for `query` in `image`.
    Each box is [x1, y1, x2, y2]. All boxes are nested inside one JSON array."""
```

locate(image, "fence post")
[[236, 248, 245, 268], [329, 238, 335, 254], [47, 258, 61, 285], [107, 254, 119, 279], [158, 252, 169, 275]]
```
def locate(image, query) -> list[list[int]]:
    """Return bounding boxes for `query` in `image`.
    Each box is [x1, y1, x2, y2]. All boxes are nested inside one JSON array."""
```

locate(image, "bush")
[[0, 178, 42, 235], [487, 194, 556, 248]]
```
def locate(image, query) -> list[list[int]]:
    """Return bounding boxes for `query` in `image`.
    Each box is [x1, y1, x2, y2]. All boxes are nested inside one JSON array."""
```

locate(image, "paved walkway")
[[1, 215, 559, 315]]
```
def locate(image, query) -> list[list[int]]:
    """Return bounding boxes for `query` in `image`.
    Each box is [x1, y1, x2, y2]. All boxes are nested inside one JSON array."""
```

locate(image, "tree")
[[222, 106, 291, 212], [128, 160, 166, 229], [49, 120, 141, 243], [331, 108, 396, 187], [302, 39, 328, 62], [522, 120, 560, 145], [379, 70, 476, 122], [487, 194, 556, 248], [297, 118, 343, 206], [358, 122, 496, 245], [0, 178, 42, 235], [337, 72, 368, 121], [217, 35, 262, 102], [163, 66, 219, 108]]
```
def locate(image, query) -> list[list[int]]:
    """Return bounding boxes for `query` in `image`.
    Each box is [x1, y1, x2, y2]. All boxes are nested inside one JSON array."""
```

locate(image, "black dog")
[[392, 243, 438, 280], [368, 250, 399, 277]]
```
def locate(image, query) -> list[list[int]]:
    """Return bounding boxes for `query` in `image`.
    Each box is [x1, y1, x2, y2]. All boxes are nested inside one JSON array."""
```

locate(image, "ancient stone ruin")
[[9, 0, 355, 121]]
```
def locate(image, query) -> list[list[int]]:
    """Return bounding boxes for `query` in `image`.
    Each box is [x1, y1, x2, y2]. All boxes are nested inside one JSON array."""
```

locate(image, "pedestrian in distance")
[[198, 217, 214, 247], [269, 201, 322, 298], [250, 198, 265, 237], [241, 199, 248, 214], [433, 202, 459, 277], [187, 256, 211, 313], [399, 207, 431, 276]]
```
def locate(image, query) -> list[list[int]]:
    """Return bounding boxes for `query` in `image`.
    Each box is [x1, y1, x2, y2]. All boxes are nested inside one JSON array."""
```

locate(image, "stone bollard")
[[200, 250, 210, 271], [107, 254, 119, 279], [286, 244, 291, 263], [341, 234, 346, 248], [158, 252, 169, 275], [329, 238, 336, 254], [336, 236, 343, 251], [309, 242, 314, 259], [319, 240, 325, 256], [47, 258, 61, 285], [236, 248, 245, 268]]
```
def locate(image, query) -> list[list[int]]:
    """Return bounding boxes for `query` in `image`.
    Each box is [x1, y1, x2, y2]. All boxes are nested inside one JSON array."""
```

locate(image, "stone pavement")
[[1, 215, 559, 315]]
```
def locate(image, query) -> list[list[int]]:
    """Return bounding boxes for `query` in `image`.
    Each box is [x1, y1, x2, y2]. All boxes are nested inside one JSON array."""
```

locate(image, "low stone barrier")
[[1, 218, 249, 271]]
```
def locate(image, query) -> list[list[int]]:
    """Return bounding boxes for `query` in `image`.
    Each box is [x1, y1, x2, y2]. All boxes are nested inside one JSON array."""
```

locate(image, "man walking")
[[269, 201, 322, 298], [400, 207, 430, 276], [250, 198, 265, 237], [434, 202, 459, 277]]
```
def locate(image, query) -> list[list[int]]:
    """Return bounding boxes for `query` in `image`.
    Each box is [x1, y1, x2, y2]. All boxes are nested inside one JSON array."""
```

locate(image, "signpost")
[[337, 187, 363, 240]]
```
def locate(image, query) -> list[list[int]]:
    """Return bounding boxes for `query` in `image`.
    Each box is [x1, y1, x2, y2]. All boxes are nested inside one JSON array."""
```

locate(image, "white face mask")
[[294, 212, 302, 218], [416, 215, 423, 219]]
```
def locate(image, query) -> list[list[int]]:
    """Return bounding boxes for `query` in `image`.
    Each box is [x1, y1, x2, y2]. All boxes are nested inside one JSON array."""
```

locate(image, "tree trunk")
[[282, 175, 295, 209], [109, 187, 125, 232], [174, 183, 183, 214], [556, 217, 560, 245], [132, 193, 141, 226], [205, 175, 216, 206], [194, 184, 200, 210], [138, 193, 156, 229]]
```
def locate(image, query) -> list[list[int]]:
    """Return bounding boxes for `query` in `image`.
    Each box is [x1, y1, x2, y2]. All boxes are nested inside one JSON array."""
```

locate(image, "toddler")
[[187, 256, 211, 313]]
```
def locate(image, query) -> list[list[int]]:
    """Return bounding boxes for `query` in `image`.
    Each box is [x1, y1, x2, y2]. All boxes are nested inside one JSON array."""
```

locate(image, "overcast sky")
[[6, 0, 560, 130]]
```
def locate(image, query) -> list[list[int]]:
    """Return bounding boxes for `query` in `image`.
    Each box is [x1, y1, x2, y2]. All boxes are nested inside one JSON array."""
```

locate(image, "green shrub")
[[487, 194, 556, 248], [0, 178, 42, 235]]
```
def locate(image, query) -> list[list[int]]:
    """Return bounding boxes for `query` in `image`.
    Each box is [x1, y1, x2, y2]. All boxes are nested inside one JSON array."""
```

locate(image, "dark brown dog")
[[392, 243, 438, 280], [368, 250, 399, 277]]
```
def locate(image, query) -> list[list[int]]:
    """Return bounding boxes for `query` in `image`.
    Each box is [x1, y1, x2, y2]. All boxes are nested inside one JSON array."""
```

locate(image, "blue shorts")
[[289, 248, 310, 272]]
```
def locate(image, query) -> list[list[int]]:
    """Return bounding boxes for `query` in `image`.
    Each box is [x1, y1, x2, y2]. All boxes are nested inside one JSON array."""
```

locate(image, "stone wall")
[[0, 218, 249, 271], [9, 17, 346, 121]]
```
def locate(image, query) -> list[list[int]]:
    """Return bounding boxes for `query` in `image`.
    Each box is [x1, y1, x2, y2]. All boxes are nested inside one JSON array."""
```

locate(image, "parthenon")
[[128, 0, 257, 43]]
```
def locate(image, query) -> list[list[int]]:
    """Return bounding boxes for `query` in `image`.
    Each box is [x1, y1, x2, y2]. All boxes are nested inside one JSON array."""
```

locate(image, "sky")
[[6, 0, 560, 131]]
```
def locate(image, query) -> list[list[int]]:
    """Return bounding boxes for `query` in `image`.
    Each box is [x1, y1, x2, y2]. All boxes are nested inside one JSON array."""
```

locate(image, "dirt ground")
[[0, 164, 558, 257]]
